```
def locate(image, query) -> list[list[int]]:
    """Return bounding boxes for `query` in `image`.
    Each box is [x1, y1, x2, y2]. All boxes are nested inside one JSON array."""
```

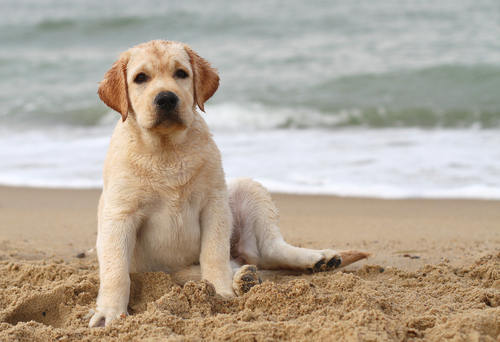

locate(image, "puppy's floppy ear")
[[185, 46, 220, 112], [98, 52, 130, 122]]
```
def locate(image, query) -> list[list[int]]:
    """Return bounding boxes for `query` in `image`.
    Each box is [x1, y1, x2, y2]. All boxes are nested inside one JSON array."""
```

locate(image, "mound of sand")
[[0, 253, 499, 341]]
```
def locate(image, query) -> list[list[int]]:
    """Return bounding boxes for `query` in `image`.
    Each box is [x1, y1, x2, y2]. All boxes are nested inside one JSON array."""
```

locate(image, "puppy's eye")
[[134, 73, 148, 84], [175, 69, 188, 79]]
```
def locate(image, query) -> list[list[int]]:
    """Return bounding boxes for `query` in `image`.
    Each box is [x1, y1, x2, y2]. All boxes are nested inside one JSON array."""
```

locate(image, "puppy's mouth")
[[154, 109, 184, 127]]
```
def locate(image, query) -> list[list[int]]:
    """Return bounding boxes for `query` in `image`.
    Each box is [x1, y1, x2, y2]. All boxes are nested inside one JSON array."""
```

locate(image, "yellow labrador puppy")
[[89, 40, 369, 327]]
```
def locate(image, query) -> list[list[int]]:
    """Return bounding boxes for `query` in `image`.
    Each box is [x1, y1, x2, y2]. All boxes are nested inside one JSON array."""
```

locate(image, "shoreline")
[[0, 185, 498, 269]]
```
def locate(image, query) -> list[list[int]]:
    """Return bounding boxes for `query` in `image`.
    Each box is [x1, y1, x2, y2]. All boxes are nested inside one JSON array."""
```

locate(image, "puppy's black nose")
[[154, 91, 179, 112]]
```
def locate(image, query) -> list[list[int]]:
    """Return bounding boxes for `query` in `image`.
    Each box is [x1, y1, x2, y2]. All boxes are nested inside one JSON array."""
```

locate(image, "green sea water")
[[1, 0, 499, 129]]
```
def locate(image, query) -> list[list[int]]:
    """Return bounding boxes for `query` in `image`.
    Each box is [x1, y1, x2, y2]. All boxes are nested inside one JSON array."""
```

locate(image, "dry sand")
[[0, 186, 499, 341]]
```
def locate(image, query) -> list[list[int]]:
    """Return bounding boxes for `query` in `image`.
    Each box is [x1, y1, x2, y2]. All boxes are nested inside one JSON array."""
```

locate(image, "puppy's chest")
[[135, 145, 208, 189], [136, 163, 197, 191], [141, 192, 204, 241], [135, 195, 204, 269], [139, 166, 210, 215]]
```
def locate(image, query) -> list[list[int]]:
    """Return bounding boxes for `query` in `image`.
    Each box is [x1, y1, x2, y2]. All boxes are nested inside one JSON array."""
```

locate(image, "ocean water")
[[1, 0, 500, 199]]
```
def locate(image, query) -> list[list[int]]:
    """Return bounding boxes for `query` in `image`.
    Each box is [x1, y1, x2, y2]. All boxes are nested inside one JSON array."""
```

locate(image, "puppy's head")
[[98, 40, 219, 132]]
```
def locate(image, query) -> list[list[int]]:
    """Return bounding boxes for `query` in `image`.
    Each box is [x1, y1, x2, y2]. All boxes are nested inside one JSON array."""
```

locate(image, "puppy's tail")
[[338, 250, 372, 269]]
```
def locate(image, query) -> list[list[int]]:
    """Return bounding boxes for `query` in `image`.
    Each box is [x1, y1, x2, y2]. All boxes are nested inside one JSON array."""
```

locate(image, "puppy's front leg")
[[199, 196, 235, 298], [89, 213, 139, 327]]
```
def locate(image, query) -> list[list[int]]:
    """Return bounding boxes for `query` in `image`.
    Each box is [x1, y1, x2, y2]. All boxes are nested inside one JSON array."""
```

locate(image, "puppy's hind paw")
[[306, 250, 344, 273], [233, 265, 262, 296], [327, 255, 342, 269], [307, 255, 342, 273]]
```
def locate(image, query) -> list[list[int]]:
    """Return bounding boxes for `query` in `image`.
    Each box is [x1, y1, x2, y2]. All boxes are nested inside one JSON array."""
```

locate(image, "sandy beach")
[[0, 185, 499, 341]]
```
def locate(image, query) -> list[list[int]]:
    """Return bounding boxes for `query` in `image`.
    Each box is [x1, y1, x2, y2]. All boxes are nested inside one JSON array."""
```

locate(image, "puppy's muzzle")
[[154, 91, 183, 125]]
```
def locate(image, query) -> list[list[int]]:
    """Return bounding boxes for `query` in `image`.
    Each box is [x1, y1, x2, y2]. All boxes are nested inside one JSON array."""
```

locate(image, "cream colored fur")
[[89, 40, 369, 328]]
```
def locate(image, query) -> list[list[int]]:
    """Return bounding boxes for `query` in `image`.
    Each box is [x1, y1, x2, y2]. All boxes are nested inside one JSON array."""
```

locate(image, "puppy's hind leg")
[[228, 177, 370, 273]]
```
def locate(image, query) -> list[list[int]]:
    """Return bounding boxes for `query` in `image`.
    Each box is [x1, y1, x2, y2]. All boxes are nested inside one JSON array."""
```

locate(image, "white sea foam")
[[0, 125, 109, 189], [215, 126, 500, 199], [1, 107, 499, 199]]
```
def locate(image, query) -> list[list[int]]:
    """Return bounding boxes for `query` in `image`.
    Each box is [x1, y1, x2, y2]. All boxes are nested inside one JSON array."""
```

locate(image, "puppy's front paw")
[[88, 306, 128, 328], [307, 250, 342, 273], [233, 264, 262, 296]]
